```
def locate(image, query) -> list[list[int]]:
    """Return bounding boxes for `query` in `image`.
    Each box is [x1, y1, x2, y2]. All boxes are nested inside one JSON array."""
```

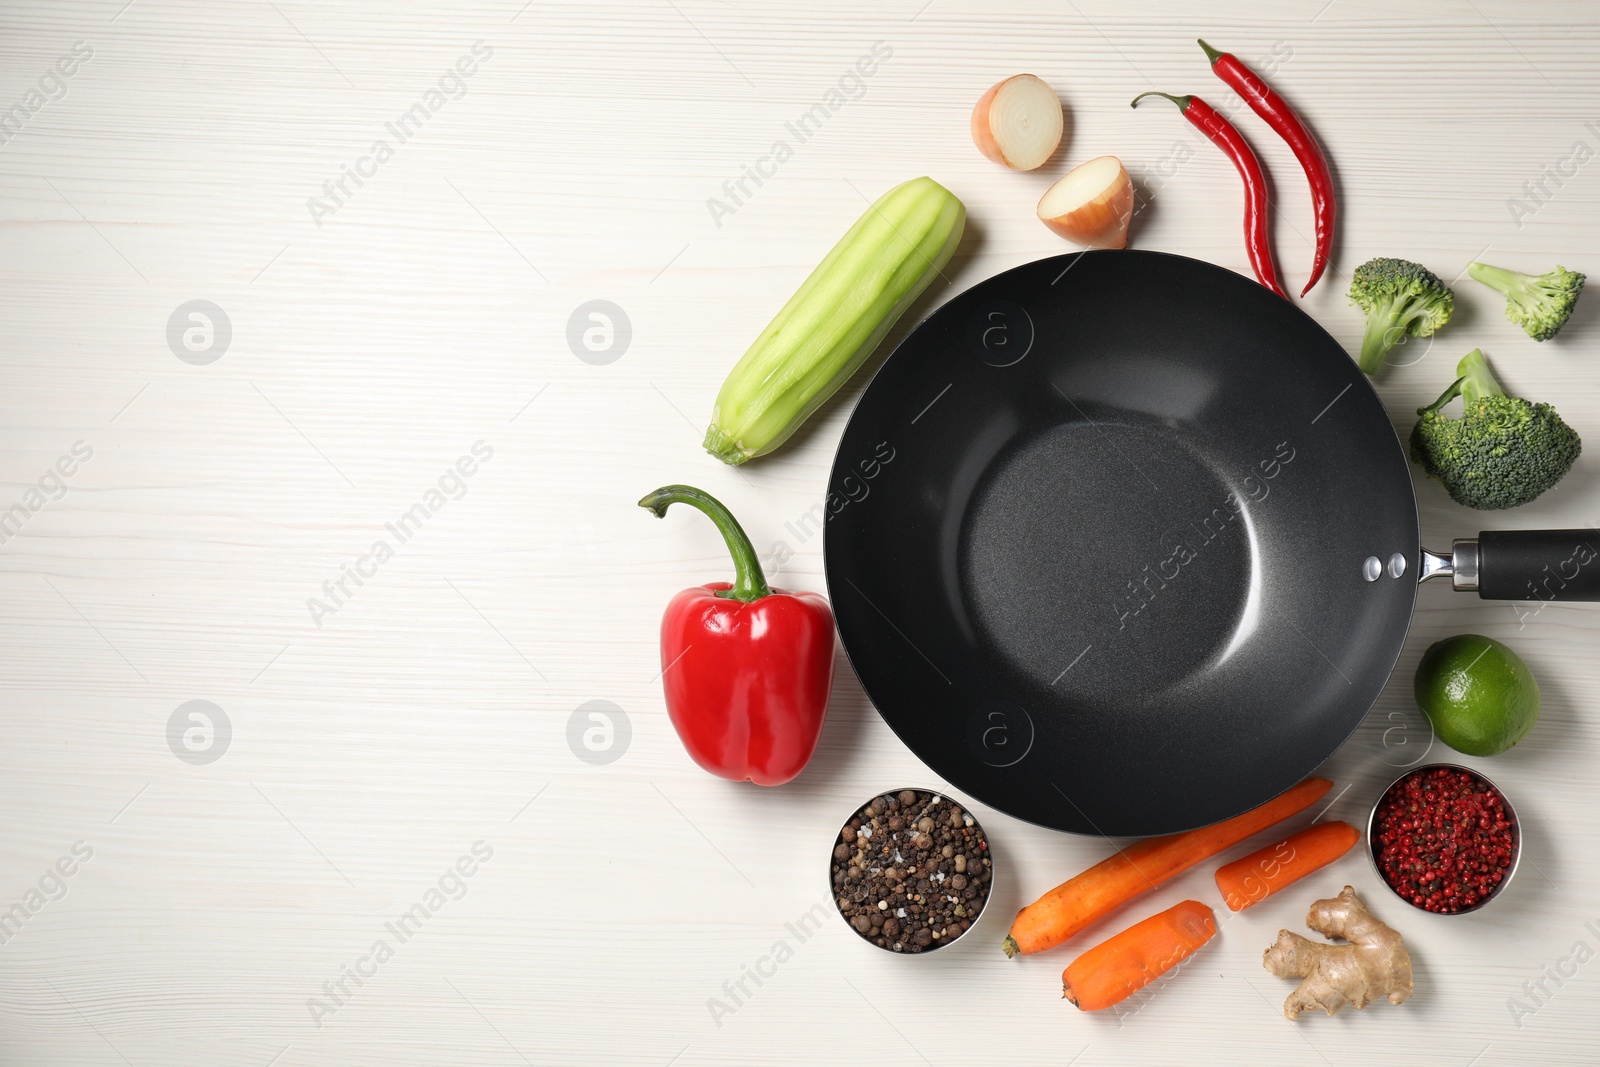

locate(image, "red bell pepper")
[[640, 485, 834, 786]]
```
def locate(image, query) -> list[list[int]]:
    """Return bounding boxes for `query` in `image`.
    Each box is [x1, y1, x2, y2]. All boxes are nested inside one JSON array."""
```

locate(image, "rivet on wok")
[[1362, 556, 1382, 582], [1387, 553, 1407, 578]]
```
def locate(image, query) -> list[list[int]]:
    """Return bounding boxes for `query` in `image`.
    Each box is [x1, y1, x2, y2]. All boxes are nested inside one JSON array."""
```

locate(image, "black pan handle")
[[1440, 530, 1600, 602]]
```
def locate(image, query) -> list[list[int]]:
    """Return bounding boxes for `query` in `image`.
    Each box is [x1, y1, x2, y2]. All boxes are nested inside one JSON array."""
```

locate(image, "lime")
[[1413, 634, 1540, 756]]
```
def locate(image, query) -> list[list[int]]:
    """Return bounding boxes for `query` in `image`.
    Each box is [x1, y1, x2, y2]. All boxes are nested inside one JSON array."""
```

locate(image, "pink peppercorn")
[[1371, 767, 1516, 914]]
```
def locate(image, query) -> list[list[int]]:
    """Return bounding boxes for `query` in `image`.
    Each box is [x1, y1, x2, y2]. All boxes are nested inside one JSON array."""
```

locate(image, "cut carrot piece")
[[1214, 820, 1360, 911], [1062, 900, 1217, 1011], [1003, 778, 1331, 957]]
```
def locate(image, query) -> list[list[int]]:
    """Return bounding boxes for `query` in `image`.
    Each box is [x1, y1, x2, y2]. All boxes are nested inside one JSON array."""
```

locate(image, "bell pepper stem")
[[639, 484, 772, 602]]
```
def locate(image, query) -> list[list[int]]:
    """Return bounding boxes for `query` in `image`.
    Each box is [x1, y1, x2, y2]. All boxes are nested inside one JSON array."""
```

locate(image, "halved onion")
[[970, 74, 1064, 171], [1037, 155, 1133, 249]]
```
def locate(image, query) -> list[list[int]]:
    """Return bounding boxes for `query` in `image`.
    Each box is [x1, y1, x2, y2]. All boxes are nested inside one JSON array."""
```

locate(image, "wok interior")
[[825, 252, 1419, 836]]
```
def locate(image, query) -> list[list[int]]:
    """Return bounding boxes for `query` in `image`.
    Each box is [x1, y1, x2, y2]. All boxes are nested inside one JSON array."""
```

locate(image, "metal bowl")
[[827, 787, 995, 954], [1366, 763, 1521, 915]]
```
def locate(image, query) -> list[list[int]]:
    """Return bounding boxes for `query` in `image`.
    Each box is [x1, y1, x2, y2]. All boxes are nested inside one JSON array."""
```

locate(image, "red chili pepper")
[[1132, 91, 1286, 298], [639, 485, 833, 786], [1199, 40, 1335, 297]]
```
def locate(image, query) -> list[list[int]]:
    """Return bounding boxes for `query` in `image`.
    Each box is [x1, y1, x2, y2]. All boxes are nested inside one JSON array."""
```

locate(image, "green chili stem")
[[1131, 91, 1193, 111], [639, 484, 772, 602]]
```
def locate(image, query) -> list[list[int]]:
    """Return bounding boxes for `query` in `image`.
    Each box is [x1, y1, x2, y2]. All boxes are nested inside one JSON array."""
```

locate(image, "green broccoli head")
[[1409, 348, 1581, 510], [1466, 261, 1586, 341], [1349, 257, 1455, 375]]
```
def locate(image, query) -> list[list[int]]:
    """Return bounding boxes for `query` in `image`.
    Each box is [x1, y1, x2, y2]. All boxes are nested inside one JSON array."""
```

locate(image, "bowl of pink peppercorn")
[[1367, 764, 1520, 915]]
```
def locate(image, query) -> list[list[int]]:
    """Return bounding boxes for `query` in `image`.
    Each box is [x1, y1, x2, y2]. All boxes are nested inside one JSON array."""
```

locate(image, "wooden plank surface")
[[1, 0, 1598, 1062]]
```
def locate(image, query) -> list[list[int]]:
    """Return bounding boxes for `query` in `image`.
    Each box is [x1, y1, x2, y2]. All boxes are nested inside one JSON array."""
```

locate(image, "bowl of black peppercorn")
[[829, 788, 995, 954]]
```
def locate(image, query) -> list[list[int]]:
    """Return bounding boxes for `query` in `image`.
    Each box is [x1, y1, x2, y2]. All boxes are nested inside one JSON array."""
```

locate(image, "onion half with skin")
[[971, 74, 1064, 171], [1038, 155, 1133, 249]]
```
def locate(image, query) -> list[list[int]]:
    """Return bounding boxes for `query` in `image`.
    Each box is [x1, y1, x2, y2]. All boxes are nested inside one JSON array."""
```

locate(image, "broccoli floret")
[[1409, 348, 1581, 510], [1467, 261, 1586, 341], [1348, 257, 1455, 374]]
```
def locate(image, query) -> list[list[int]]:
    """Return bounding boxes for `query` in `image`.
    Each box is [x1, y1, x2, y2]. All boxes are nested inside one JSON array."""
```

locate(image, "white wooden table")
[[3, 1, 1598, 1062]]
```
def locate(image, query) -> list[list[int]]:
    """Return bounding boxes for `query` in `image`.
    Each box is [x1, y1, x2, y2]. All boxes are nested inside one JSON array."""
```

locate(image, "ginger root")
[[1263, 885, 1412, 1020]]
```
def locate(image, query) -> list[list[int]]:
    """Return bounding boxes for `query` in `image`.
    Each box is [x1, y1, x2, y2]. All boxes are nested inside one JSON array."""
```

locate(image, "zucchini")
[[703, 176, 966, 465]]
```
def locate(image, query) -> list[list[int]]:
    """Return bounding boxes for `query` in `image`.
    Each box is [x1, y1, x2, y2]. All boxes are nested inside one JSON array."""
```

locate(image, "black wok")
[[823, 251, 1597, 837]]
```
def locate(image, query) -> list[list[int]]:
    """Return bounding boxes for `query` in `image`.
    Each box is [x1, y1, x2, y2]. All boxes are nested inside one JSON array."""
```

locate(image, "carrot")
[[1002, 777, 1331, 957], [1062, 900, 1217, 1011], [1213, 820, 1360, 911]]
